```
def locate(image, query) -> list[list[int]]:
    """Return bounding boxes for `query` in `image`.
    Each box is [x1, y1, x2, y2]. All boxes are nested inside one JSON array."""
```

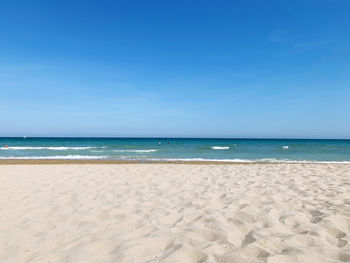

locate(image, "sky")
[[0, 0, 350, 138]]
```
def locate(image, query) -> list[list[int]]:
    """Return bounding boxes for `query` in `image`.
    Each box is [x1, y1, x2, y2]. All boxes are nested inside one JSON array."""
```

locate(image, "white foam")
[[211, 146, 230, 150], [122, 157, 350, 164], [282, 146, 289, 149], [0, 146, 102, 150], [0, 155, 349, 164], [149, 158, 252, 162], [0, 155, 108, 160], [258, 159, 350, 164], [113, 149, 158, 153]]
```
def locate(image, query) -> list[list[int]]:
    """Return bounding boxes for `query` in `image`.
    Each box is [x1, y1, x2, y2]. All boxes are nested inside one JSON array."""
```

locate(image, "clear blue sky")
[[1, 0, 349, 138]]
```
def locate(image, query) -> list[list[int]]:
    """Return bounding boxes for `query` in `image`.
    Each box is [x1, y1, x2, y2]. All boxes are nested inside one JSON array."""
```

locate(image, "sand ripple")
[[0, 164, 350, 262]]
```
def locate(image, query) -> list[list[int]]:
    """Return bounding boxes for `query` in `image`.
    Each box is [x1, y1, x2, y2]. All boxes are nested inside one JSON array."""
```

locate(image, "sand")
[[0, 163, 349, 263]]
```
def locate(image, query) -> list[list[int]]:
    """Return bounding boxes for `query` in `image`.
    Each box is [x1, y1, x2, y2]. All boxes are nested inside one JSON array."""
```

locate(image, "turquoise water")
[[1, 137, 350, 162]]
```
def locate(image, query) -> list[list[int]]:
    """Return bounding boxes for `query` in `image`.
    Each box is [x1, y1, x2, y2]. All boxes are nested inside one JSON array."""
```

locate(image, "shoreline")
[[0, 159, 350, 165], [0, 159, 277, 165]]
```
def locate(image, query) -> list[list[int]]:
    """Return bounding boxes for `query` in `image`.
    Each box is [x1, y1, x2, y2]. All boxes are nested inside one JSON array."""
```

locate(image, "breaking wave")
[[112, 149, 158, 153], [0, 146, 104, 150], [211, 146, 230, 150], [0, 155, 108, 159]]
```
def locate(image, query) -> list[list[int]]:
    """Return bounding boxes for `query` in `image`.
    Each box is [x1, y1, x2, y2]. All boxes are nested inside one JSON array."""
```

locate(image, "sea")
[[0, 137, 350, 163]]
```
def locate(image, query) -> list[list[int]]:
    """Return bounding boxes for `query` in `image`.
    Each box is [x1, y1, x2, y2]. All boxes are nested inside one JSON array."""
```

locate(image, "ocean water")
[[0, 137, 350, 163]]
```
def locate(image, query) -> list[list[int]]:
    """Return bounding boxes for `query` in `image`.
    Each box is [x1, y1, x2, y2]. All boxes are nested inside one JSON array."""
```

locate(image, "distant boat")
[[23, 136, 27, 139]]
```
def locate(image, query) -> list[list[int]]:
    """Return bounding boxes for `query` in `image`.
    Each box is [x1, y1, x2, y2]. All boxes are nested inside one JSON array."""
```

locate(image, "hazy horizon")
[[1, 136, 350, 140]]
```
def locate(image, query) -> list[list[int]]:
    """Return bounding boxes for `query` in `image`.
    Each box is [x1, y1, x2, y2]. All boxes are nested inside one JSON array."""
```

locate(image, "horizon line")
[[1, 136, 350, 140]]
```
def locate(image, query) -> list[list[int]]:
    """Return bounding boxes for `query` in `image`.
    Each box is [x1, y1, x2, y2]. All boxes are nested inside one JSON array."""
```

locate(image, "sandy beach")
[[0, 163, 349, 263]]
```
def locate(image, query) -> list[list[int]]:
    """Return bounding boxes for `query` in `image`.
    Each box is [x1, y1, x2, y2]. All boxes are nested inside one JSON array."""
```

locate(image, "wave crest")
[[0, 155, 108, 159], [211, 146, 230, 150], [113, 149, 158, 153], [0, 146, 103, 150]]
